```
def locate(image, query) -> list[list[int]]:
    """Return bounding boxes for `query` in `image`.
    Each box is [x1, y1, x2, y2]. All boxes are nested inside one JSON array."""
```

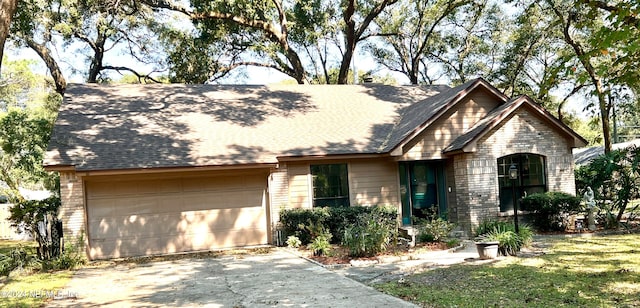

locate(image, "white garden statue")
[[584, 186, 597, 231]]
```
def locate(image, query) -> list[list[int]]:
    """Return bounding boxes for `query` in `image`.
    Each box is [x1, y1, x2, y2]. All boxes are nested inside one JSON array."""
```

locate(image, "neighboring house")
[[44, 78, 587, 259], [573, 138, 640, 166]]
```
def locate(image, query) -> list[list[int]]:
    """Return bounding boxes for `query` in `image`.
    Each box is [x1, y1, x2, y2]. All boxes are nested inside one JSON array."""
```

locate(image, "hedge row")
[[279, 205, 397, 244]]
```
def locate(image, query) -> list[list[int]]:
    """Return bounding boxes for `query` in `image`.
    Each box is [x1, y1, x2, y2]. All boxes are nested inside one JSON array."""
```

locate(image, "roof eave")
[[43, 165, 76, 172], [443, 95, 589, 154], [277, 152, 391, 162], [388, 78, 509, 156], [73, 163, 277, 177]]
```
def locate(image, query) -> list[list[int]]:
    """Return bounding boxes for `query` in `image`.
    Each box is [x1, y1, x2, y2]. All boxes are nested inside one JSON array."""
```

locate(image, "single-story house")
[[44, 78, 587, 259]]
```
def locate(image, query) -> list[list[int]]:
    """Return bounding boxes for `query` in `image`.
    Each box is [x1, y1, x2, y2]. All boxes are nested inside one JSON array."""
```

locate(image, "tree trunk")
[[550, 0, 612, 153], [409, 59, 419, 85], [596, 87, 612, 153], [25, 38, 67, 95], [286, 48, 305, 84], [338, 0, 357, 84], [0, 0, 18, 75]]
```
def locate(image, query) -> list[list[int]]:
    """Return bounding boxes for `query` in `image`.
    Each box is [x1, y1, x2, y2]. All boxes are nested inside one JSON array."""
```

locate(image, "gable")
[[444, 96, 588, 154], [476, 107, 576, 158], [400, 87, 503, 160]]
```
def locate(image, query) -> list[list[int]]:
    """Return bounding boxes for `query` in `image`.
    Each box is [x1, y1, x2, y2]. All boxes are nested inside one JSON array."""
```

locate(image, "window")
[[497, 154, 547, 212], [311, 164, 349, 207]]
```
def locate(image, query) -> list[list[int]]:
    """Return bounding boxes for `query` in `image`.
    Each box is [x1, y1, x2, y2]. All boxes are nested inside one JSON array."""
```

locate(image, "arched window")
[[497, 153, 547, 212]]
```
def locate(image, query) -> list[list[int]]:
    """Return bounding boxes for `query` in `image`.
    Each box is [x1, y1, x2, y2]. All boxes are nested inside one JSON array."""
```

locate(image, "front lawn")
[[0, 240, 74, 307], [376, 234, 640, 307]]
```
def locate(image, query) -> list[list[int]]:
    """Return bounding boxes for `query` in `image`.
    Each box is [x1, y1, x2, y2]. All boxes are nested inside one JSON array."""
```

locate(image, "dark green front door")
[[399, 161, 447, 225]]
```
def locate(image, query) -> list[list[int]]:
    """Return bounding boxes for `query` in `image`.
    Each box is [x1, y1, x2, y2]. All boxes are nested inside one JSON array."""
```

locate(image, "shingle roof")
[[44, 83, 449, 171], [573, 138, 640, 165]]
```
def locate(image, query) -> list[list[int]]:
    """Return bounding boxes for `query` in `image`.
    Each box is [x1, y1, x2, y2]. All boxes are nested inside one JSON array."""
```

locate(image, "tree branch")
[[24, 38, 66, 95], [102, 65, 162, 83]]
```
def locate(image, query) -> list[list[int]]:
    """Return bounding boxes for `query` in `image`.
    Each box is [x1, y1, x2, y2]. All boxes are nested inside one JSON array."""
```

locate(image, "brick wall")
[[59, 172, 86, 241], [454, 108, 578, 236]]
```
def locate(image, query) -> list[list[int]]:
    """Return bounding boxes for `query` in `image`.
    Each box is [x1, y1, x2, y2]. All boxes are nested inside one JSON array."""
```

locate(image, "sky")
[[5, 29, 588, 119]]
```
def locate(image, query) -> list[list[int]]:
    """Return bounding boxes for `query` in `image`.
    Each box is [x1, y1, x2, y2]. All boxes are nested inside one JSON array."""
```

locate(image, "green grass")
[[0, 240, 74, 307], [376, 234, 640, 308], [0, 240, 36, 255]]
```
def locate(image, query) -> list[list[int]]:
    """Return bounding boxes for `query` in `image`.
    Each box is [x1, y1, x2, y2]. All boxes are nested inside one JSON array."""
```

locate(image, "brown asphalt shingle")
[[45, 83, 457, 171]]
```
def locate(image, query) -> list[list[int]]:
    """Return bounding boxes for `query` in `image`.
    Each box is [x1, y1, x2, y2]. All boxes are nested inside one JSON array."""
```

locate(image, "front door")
[[399, 161, 447, 225]]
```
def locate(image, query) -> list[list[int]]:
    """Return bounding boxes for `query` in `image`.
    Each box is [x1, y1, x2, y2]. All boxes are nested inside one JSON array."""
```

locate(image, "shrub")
[[286, 236, 302, 248], [279, 205, 397, 245], [0, 246, 39, 276], [575, 146, 640, 225], [475, 220, 510, 237], [415, 216, 455, 243], [476, 221, 533, 256], [323, 206, 371, 243], [520, 191, 582, 231], [307, 230, 332, 256], [279, 207, 330, 244], [342, 209, 396, 257], [41, 235, 86, 271]]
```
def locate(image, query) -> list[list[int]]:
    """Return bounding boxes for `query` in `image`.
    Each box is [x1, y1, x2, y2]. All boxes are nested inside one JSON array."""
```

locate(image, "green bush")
[[41, 235, 86, 271], [322, 206, 371, 243], [0, 246, 38, 276], [307, 230, 332, 256], [286, 236, 302, 248], [475, 220, 510, 237], [342, 209, 397, 257], [476, 221, 533, 256], [279, 205, 397, 245], [415, 217, 455, 243], [279, 207, 330, 244], [520, 191, 582, 231]]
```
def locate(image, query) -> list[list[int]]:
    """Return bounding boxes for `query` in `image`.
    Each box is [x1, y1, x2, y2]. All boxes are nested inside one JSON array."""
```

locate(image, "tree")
[[580, 0, 640, 92], [336, 0, 398, 84], [0, 58, 59, 202], [46, 0, 164, 83], [0, 0, 18, 74], [142, 0, 400, 84], [370, 0, 470, 85], [142, 0, 310, 83], [575, 146, 640, 225], [540, 0, 630, 153], [429, 0, 504, 85], [492, 1, 589, 122]]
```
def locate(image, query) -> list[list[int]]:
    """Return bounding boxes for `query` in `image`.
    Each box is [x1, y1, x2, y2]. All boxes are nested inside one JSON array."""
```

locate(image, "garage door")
[[85, 172, 269, 259]]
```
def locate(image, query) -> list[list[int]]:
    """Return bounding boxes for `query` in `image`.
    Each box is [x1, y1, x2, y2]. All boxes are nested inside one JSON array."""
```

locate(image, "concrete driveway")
[[48, 249, 416, 307]]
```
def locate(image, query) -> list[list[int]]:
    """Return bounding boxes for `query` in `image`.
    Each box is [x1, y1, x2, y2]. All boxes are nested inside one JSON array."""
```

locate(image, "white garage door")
[[85, 171, 269, 259]]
